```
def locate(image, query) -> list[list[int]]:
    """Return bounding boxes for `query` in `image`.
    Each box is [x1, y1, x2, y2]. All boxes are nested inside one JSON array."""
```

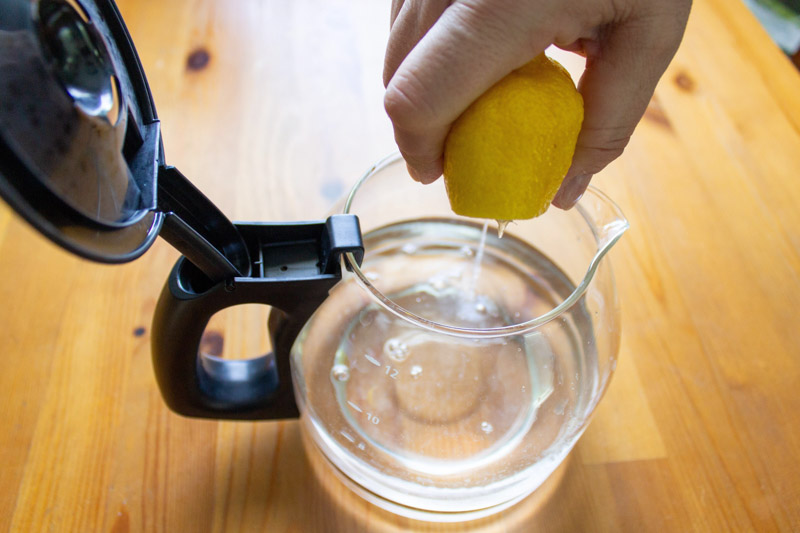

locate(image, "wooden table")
[[2, 0, 799, 530]]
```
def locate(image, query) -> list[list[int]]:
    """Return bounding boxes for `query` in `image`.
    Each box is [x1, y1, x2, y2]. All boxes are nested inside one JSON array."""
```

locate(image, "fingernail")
[[553, 174, 592, 209], [406, 163, 423, 182], [406, 162, 442, 184]]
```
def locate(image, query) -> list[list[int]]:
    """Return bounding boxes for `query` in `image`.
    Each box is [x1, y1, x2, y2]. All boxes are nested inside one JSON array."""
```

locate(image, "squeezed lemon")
[[443, 54, 583, 221]]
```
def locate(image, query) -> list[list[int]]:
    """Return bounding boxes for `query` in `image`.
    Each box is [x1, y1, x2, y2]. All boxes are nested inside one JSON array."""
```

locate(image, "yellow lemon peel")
[[443, 54, 584, 221]]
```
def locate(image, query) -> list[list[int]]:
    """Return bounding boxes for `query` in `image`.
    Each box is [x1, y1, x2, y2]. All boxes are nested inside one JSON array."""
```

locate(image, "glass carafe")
[[291, 153, 629, 521]]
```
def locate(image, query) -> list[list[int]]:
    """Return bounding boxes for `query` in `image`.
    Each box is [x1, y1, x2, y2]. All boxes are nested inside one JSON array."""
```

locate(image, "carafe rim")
[[342, 152, 629, 338]]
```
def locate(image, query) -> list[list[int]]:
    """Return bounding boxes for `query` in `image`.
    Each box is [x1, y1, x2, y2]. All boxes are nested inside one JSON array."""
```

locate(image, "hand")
[[383, 0, 692, 208]]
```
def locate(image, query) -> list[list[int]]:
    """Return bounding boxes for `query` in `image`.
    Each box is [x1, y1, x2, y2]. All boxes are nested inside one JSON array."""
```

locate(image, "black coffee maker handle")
[[151, 216, 363, 420]]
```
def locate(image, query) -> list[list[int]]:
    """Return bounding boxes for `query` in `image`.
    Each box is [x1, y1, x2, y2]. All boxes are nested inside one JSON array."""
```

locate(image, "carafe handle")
[[150, 216, 362, 420]]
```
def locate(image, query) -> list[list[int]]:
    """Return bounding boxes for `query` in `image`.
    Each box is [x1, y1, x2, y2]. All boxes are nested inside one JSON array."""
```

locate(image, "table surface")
[[2, 0, 800, 531]]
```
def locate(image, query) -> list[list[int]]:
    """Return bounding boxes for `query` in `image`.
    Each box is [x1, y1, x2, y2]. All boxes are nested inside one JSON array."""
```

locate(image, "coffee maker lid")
[[0, 0, 163, 262]]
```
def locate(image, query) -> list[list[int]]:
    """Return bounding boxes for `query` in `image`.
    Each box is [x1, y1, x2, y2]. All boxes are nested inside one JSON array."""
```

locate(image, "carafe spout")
[[578, 187, 630, 252]]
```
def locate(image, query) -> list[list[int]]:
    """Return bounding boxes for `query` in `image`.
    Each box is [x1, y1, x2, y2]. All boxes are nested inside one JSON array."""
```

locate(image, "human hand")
[[383, 0, 692, 208]]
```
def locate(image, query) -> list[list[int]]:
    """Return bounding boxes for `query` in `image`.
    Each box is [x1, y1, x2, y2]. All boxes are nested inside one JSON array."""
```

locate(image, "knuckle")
[[576, 131, 631, 172], [383, 83, 412, 121], [383, 74, 436, 129]]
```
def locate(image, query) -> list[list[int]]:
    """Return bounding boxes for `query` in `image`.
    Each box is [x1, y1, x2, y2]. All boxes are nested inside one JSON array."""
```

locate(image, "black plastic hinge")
[[320, 214, 363, 275]]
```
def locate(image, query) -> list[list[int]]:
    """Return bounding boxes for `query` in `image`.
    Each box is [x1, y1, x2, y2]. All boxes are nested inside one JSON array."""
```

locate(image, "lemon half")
[[443, 54, 583, 220]]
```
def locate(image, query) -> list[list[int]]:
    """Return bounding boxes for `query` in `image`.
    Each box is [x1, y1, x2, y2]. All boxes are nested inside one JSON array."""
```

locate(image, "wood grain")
[[1, 0, 799, 531]]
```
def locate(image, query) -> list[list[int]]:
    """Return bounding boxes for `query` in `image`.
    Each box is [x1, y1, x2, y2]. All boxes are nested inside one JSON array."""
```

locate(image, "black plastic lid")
[[0, 0, 163, 262]]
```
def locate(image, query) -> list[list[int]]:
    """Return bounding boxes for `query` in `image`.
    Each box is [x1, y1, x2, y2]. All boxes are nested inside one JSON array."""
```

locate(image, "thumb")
[[553, 7, 689, 209]]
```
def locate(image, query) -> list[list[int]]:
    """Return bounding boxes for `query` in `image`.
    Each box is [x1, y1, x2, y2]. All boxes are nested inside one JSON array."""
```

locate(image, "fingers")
[[384, 0, 452, 87], [390, 0, 404, 25], [384, 3, 553, 182], [554, 5, 690, 208], [383, 0, 690, 195]]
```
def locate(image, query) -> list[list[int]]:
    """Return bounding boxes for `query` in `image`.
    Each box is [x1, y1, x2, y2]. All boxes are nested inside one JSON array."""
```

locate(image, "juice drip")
[[496, 220, 511, 238], [466, 220, 490, 299]]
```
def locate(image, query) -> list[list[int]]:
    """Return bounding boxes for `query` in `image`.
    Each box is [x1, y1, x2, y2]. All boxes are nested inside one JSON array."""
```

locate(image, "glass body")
[[291, 154, 628, 521]]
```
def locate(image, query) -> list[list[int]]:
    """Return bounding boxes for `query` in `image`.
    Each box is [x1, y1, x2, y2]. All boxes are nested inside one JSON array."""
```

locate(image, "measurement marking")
[[339, 430, 355, 443], [364, 354, 380, 367], [347, 401, 363, 413]]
